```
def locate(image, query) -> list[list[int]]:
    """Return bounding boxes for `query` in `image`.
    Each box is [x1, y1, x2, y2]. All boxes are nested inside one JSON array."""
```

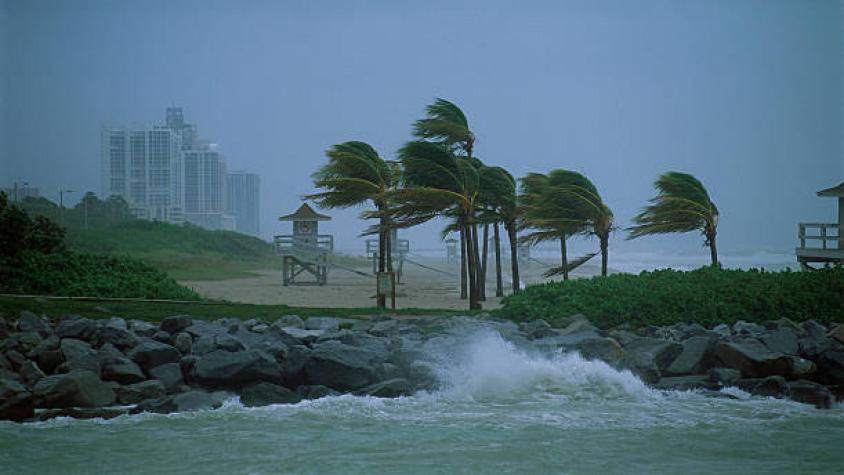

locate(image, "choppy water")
[[2, 326, 843, 474]]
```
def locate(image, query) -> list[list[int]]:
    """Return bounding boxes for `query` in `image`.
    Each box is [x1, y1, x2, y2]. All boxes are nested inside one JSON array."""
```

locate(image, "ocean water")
[[2, 326, 843, 475]]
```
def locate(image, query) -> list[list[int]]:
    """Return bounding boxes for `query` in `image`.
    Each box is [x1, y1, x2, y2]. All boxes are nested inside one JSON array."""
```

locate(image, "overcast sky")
[[1, 0, 842, 256]]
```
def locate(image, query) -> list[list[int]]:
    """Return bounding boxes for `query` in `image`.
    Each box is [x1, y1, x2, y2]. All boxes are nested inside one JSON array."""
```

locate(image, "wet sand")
[[182, 256, 605, 309]]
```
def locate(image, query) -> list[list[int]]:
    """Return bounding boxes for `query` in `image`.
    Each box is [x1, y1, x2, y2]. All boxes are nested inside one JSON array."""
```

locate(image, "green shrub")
[[496, 267, 844, 328]]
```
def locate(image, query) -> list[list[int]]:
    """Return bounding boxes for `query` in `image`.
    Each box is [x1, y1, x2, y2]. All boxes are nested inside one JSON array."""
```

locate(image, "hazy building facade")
[[2, 183, 39, 202], [226, 171, 260, 236], [183, 143, 234, 230]]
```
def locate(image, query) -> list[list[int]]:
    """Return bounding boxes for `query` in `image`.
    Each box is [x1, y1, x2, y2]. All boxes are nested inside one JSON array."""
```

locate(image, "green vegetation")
[[497, 267, 844, 328], [0, 295, 468, 322]]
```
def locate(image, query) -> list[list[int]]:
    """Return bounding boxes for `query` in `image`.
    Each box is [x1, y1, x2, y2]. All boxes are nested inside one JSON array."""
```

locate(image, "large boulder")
[[714, 340, 792, 378], [520, 319, 555, 339], [18, 311, 51, 336], [192, 350, 283, 388], [18, 360, 46, 387], [619, 351, 661, 384], [0, 377, 34, 421], [664, 336, 716, 376], [305, 340, 381, 391], [239, 382, 301, 407], [786, 380, 835, 409], [623, 337, 683, 372], [128, 339, 181, 372], [160, 315, 193, 334], [815, 349, 844, 385], [829, 325, 844, 345], [214, 334, 246, 352], [356, 378, 413, 398], [101, 357, 146, 384], [99, 317, 140, 350], [760, 328, 799, 355], [33, 370, 116, 408], [133, 390, 230, 414], [148, 363, 184, 392], [59, 338, 101, 375], [55, 317, 97, 341], [275, 315, 304, 329], [305, 317, 340, 331], [114, 380, 167, 405], [171, 332, 192, 355], [653, 375, 719, 391]]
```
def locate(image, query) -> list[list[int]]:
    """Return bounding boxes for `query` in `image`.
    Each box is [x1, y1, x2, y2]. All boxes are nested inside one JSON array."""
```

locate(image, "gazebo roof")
[[279, 203, 331, 221], [817, 182, 844, 197]]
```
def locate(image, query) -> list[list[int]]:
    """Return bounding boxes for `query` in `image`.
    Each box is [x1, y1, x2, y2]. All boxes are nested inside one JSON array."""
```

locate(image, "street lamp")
[[59, 189, 74, 225]]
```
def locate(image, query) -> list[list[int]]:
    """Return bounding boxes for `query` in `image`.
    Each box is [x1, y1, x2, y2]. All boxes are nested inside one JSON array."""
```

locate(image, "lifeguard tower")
[[796, 182, 843, 270], [366, 229, 410, 282], [275, 203, 334, 285], [445, 238, 458, 264]]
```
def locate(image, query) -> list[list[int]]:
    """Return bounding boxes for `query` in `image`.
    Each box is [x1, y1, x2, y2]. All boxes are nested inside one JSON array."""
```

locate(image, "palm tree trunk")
[[506, 221, 520, 292], [472, 223, 482, 302], [459, 226, 467, 300], [377, 217, 387, 308], [600, 233, 609, 277], [560, 235, 569, 281], [386, 227, 393, 273], [709, 232, 718, 267], [480, 223, 489, 301], [465, 220, 481, 309], [494, 222, 503, 297]]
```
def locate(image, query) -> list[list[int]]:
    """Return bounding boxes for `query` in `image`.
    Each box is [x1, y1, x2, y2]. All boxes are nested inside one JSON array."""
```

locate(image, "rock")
[[774, 318, 805, 336], [533, 330, 603, 351], [369, 320, 400, 337], [133, 390, 230, 414], [192, 336, 216, 355], [664, 336, 716, 376], [304, 340, 381, 391], [786, 380, 835, 409], [787, 356, 816, 378], [239, 382, 301, 407], [711, 324, 731, 338], [0, 318, 8, 340], [801, 320, 828, 340], [708, 367, 742, 386], [733, 321, 764, 336], [55, 317, 97, 341], [128, 339, 181, 372], [252, 324, 269, 334], [576, 337, 624, 364], [17, 331, 43, 352], [816, 349, 844, 385], [653, 375, 719, 391], [4, 350, 26, 370], [608, 330, 638, 347], [619, 352, 661, 384], [0, 377, 34, 421], [114, 380, 167, 404], [148, 363, 183, 392], [714, 340, 792, 378], [275, 315, 304, 328], [97, 342, 124, 359], [281, 345, 310, 385], [99, 317, 139, 349], [623, 337, 683, 371], [36, 407, 129, 421], [33, 370, 116, 408], [160, 315, 193, 334], [33, 341, 62, 375], [356, 378, 412, 398], [172, 332, 192, 355], [760, 328, 799, 355], [59, 339, 101, 375], [101, 357, 146, 384], [797, 336, 837, 359], [192, 350, 283, 388], [829, 325, 844, 345], [152, 331, 171, 343], [407, 360, 439, 390], [130, 320, 157, 337], [0, 353, 10, 371], [738, 375, 786, 398], [296, 385, 340, 400], [215, 334, 246, 352], [520, 319, 555, 339], [60, 338, 94, 361], [272, 326, 324, 345], [305, 317, 340, 331], [18, 360, 46, 387], [18, 311, 51, 335]]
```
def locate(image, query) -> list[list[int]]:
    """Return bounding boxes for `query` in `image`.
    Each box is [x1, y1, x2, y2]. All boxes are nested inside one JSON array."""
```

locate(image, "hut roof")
[[817, 182, 844, 197], [279, 203, 331, 221]]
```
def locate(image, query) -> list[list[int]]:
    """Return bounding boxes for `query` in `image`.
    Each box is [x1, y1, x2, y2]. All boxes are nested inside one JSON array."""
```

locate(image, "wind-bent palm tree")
[[534, 170, 614, 276], [305, 141, 395, 308], [628, 171, 720, 266], [389, 140, 483, 310], [477, 165, 518, 296]]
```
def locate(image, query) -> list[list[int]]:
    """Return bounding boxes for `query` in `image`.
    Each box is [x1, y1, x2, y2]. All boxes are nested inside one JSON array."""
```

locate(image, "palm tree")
[[520, 172, 580, 280], [305, 141, 395, 308], [388, 140, 483, 309], [477, 165, 518, 296], [533, 170, 614, 276], [628, 171, 720, 266]]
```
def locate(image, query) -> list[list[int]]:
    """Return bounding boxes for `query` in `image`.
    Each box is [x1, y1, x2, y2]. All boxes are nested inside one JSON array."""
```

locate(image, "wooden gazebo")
[[796, 182, 843, 269]]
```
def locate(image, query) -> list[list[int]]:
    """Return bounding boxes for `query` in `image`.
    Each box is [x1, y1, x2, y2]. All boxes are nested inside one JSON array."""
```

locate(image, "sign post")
[[376, 271, 396, 309]]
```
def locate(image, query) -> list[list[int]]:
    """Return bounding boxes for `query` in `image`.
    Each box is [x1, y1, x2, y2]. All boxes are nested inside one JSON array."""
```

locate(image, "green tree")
[[628, 171, 720, 266], [477, 165, 518, 296], [306, 141, 396, 308]]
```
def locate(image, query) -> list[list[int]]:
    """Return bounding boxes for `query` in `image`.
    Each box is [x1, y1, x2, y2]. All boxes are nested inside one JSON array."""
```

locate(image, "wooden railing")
[[273, 234, 334, 257], [798, 223, 841, 250]]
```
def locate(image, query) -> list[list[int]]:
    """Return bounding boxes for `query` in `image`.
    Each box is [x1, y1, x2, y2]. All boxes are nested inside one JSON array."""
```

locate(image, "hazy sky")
[[1, 0, 842, 256]]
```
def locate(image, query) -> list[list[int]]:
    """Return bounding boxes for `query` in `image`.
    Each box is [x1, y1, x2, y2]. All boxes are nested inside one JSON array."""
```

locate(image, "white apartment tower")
[[226, 171, 260, 236]]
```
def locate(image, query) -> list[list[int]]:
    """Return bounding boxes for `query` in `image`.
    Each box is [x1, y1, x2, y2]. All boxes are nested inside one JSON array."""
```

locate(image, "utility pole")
[[59, 189, 74, 225]]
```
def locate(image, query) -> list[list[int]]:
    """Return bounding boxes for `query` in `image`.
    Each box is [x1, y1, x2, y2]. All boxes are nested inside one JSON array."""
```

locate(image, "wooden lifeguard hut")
[[275, 203, 334, 285], [796, 181, 843, 270]]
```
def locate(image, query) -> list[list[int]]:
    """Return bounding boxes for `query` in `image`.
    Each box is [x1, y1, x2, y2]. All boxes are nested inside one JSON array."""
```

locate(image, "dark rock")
[[36, 349, 62, 375], [829, 325, 844, 345], [240, 382, 301, 407], [130, 320, 157, 338], [0, 318, 8, 340], [608, 330, 638, 347], [733, 321, 764, 336], [797, 336, 837, 359], [708, 367, 742, 386], [407, 361, 439, 390], [152, 330, 171, 343], [575, 337, 625, 364], [296, 385, 340, 400], [801, 320, 828, 340], [760, 328, 799, 355], [787, 380, 835, 409], [251, 324, 269, 334], [653, 375, 719, 391], [97, 342, 124, 359], [738, 375, 787, 398], [4, 350, 26, 370], [520, 319, 554, 339], [305, 317, 340, 331], [148, 363, 183, 392], [619, 352, 661, 384], [215, 334, 246, 352], [787, 356, 816, 379], [55, 317, 97, 341], [192, 350, 283, 388], [133, 390, 230, 414], [192, 336, 216, 355], [0, 377, 34, 421], [114, 380, 167, 404], [99, 317, 139, 349], [18, 360, 46, 387], [160, 315, 193, 334], [356, 378, 412, 398], [664, 336, 716, 376], [816, 349, 844, 385], [17, 331, 44, 352], [36, 407, 129, 421], [281, 345, 310, 385], [272, 326, 324, 345], [0, 353, 10, 371], [255, 339, 289, 362], [711, 324, 731, 338], [304, 340, 381, 391], [58, 339, 101, 375], [33, 370, 116, 408], [714, 340, 792, 378], [101, 357, 146, 384], [171, 332, 192, 355], [623, 337, 683, 371], [275, 315, 304, 328], [369, 320, 400, 337], [18, 311, 51, 335], [128, 339, 181, 372]]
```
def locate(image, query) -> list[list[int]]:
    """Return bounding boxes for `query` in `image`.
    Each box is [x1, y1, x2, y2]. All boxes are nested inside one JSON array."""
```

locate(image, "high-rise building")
[[226, 171, 260, 236], [183, 143, 234, 230]]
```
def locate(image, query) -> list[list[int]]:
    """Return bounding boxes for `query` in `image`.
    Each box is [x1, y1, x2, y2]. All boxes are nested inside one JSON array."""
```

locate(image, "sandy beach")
[[182, 255, 605, 309]]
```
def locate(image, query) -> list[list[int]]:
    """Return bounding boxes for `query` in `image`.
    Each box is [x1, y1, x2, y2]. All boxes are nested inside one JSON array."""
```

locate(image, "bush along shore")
[[1, 311, 843, 422]]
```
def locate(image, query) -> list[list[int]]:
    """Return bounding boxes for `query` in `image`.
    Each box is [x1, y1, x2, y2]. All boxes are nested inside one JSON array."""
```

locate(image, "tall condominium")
[[226, 171, 260, 236], [183, 142, 233, 230]]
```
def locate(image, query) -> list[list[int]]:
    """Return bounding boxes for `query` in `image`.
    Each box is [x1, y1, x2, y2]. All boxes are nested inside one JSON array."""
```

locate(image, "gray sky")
[[1, 0, 842, 255]]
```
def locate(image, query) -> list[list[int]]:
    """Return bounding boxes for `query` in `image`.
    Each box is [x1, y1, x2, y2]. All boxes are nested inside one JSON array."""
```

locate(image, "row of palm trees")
[[307, 99, 720, 310]]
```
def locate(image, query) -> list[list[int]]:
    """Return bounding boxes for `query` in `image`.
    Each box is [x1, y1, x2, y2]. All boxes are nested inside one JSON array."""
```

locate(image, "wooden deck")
[[796, 223, 843, 269]]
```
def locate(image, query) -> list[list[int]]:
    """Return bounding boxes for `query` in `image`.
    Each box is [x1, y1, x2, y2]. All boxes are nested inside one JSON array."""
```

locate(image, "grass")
[[0, 295, 469, 322], [496, 266, 844, 329]]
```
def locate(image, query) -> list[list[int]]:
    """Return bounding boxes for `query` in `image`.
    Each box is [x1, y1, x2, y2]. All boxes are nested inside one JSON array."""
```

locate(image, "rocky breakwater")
[[1, 311, 843, 422]]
